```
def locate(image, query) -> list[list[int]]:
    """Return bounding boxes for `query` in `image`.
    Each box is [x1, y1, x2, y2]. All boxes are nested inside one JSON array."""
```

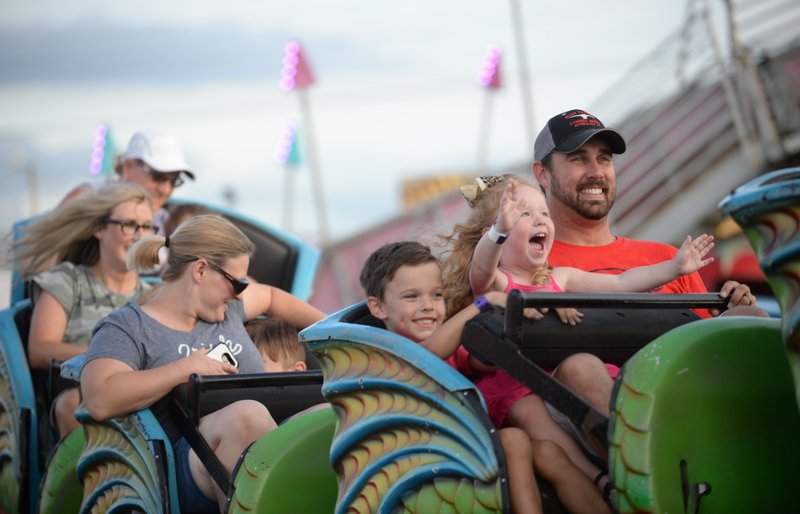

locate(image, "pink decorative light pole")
[[477, 44, 503, 90], [476, 44, 502, 172], [280, 41, 315, 91], [279, 41, 330, 244]]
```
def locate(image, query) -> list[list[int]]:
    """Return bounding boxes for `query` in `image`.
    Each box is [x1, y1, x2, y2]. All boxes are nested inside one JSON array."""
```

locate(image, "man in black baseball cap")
[[531, 108, 763, 417], [534, 109, 626, 229], [533, 109, 626, 164]]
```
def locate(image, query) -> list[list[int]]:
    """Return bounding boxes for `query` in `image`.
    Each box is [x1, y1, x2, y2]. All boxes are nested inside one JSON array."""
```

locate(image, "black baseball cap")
[[533, 109, 626, 162]]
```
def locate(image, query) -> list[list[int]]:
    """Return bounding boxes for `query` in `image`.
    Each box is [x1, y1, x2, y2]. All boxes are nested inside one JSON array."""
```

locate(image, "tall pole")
[[722, 0, 784, 162], [11, 149, 39, 216], [26, 160, 39, 216], [280, 41, 330, 245], [476, 92, 495, 173], [282, 167, 295, 233], [275, 121, 300, 234], [700, 0, 760, 168], [508, 0, 536, 154], [296, 88, 330, 245], [476, 44, 502, 173]]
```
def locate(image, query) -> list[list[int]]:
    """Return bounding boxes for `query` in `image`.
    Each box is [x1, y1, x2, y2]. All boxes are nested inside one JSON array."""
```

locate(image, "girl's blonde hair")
[[440, 174, 552, 318], [12, 183, 152, 277], [128, 214, 255, 281]]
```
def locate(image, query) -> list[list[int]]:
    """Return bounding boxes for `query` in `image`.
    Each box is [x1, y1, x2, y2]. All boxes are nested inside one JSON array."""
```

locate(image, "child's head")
[[245, 317, 307, 372], [498, 182, 554, 273], [163, 203, 215, 236], [441, 174, 550, 317], [360, 241, 445, 343]]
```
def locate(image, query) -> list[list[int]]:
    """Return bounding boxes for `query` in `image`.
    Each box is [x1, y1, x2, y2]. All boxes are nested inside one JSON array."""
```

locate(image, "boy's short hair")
[[359, 241, 438, 299], [164, 203, 215, 236], [246, 317, 305, 365]]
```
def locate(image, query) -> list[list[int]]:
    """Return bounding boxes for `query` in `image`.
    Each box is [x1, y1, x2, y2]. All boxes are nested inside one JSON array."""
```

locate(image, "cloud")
[[0, 1, 688, 247], [0, 21, 399, 85]]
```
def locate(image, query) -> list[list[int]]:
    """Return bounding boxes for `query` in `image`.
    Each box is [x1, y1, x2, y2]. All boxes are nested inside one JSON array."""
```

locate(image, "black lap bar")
[[173, 371, 325, 426], [504, 292, 726, 366], [170, 371, 324, 495], [462, 291, 727, 460]]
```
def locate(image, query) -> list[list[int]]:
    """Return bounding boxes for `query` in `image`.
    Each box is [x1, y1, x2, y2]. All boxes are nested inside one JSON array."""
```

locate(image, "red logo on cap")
[[564, 110, 601, 128]]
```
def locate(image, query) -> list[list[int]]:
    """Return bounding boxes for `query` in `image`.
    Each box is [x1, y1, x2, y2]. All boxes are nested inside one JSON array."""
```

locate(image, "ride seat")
[[12, 301, 62, 463], [339, 302, 386, 328], [222, 214, 299, 292]]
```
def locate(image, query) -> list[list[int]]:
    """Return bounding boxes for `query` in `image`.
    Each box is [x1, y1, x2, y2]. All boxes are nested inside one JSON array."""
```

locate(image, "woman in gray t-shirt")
[[12, 183, 154, 439], [81, 214, 325, 514]]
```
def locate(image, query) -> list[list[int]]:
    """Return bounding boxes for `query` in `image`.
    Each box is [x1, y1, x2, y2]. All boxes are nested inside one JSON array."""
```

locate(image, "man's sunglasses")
[[136, 160, 185, 188], [206, 261, 250, 295]]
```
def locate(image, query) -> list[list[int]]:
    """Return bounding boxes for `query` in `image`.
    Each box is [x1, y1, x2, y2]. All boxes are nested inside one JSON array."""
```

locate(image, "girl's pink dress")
[[475, 270, 619, 428]]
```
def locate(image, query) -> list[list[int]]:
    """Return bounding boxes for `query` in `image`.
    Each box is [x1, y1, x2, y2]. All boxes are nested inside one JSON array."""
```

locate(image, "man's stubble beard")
[[549, 171, 616, 221]]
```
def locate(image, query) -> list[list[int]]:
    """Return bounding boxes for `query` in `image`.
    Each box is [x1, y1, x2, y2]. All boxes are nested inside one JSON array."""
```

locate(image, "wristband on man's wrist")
[[486, 224, 508, 244], [473, 295, 492, 313]]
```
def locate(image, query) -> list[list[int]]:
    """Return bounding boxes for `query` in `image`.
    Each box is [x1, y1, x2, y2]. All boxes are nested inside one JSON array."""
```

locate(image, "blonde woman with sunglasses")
[[80, 214, 325, 514]]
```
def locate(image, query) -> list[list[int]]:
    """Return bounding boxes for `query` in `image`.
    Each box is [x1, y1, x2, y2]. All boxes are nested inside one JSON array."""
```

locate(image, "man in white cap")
[[62, 130, 195, 234]]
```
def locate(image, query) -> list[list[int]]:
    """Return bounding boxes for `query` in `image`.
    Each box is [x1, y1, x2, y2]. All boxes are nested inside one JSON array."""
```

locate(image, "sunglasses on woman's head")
[[206, 261, 249, 295]]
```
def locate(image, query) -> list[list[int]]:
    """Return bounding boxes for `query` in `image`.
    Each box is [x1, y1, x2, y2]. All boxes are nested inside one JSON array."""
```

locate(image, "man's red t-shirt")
[[548, 237, 711, 318]]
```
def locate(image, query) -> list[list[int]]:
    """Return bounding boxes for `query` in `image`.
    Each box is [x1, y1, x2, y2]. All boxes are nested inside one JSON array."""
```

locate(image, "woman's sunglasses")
[[206, 261, 249, 295]]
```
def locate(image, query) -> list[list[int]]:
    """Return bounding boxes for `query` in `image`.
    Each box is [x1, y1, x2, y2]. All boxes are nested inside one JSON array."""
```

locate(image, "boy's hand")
[[494, 179, 528, 234], [673, 234, 714, 275]]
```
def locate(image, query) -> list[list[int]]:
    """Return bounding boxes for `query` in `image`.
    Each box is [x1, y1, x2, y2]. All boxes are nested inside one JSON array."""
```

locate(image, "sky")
[[0, 0, 689, 247]]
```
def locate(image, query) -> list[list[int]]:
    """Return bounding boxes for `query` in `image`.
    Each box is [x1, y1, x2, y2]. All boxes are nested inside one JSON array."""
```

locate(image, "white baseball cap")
[[123, 130, 195, 180]]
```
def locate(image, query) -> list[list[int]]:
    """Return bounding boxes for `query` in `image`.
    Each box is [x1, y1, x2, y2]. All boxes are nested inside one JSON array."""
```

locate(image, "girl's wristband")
[[486, 224, 508, 244], [473, 295, 492, 313]]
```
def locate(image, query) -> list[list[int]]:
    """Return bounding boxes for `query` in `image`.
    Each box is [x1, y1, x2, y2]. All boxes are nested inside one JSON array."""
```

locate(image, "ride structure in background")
[[594, 0, 800, 243]]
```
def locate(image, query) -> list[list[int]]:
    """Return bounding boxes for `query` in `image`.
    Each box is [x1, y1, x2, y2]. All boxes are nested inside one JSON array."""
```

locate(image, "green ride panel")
[[228, 406, 338, 513], [610, 317, 800, 513]]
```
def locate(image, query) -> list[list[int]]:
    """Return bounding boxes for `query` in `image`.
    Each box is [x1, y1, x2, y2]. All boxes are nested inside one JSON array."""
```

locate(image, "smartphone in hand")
[[207, 343, 238, 369]]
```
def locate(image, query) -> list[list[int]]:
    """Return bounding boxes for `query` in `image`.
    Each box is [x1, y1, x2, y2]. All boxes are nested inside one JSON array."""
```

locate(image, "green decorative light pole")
[[274, 121, 302, 233]]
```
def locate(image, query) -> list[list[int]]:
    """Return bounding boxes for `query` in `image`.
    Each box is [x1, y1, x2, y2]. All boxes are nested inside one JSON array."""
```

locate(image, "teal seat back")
[[0, 300, 40, 514]]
